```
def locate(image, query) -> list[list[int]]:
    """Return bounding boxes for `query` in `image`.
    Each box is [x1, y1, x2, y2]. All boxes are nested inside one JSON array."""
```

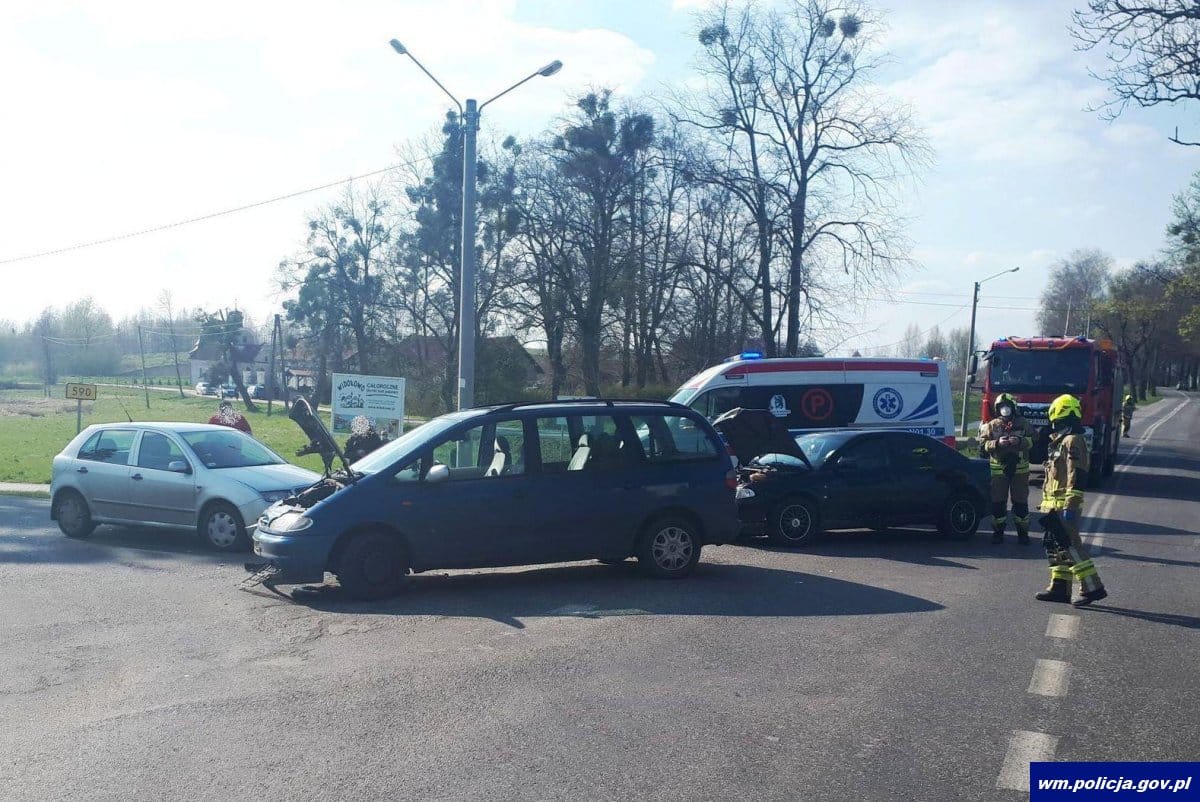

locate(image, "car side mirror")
[[967, 354, 979, 385], [425, 463, 450, 484], [168, 460, 192, 474]]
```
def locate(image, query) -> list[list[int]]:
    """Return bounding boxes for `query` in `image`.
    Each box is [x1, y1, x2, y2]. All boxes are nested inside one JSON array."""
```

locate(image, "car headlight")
[[260, 490, 293, 503], [735, 486, 756, 499], [271, 512, 313, 532]]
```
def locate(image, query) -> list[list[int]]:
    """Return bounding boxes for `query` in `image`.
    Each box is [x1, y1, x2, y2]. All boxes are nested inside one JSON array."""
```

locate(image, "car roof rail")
[[485, 398, 689, 414]]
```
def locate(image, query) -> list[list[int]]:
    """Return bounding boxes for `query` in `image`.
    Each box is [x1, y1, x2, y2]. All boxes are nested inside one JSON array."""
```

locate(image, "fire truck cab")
[[979, 336, 1123, 486]]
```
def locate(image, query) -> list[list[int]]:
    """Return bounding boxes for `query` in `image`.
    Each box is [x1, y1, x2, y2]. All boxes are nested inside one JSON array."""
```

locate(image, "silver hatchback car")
[[50, 423, 321, 551]]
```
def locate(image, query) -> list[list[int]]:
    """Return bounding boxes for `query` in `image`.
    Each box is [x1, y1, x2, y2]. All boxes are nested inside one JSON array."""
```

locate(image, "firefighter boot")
[[1073, 587, 1108, 607], [1015, 520, 1031, 546], [991, 504, 1007, 544], [1070, 560, 1107, 607], [1036, 566, 1073, 603]]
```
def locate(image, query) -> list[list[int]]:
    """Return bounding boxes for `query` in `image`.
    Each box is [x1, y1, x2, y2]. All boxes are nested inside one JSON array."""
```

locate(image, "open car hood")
[[712, 407, 811, 468], [288, 397, 348, 474]]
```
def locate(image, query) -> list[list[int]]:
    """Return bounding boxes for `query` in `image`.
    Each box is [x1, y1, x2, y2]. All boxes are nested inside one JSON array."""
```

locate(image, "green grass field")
[[0, 388, 350, 483]]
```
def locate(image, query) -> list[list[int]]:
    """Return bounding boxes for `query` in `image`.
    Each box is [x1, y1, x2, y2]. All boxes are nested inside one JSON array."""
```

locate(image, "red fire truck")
[[978, 336, 1123, 486]]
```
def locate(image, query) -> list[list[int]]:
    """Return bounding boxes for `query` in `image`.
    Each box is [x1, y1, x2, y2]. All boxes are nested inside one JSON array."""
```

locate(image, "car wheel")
[[938, 492, 980, 539], [636, 517, 702, 579], [55, 490, 95, 539], [335, 531, 408, 600], [198, 501, 247, 551], [768, 498, 821, 547]]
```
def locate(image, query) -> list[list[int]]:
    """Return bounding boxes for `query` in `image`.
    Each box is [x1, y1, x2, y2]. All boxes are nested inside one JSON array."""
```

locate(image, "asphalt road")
[[2, 393, 1197, 801]]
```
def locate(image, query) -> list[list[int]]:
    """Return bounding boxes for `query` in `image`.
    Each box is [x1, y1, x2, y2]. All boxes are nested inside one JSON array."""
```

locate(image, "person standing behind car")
[[344, 415, 384, 461], [209, 400, 252, 435], [978, 393, 1036, 545]]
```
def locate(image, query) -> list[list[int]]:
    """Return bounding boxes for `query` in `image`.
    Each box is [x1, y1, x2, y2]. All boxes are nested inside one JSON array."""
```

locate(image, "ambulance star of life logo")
[[873, 387, 903, 419]]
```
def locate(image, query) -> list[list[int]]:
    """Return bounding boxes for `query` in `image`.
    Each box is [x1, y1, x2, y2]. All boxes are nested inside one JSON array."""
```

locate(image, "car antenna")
[[112, 393, 134, 423]]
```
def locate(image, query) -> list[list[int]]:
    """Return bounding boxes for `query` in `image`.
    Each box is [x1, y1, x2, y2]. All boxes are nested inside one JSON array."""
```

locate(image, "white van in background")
[[670, 353, 957, 448]]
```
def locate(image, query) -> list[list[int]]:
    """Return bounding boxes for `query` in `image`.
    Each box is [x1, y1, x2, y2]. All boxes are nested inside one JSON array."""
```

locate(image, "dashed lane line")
[[1045, 614, 1080, 640], [1028, 658, 1071, 697], [997, 730, 1059, 792]]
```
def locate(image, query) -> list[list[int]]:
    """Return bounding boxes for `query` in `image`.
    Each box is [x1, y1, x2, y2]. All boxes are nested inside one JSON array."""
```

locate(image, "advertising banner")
[[331, 373, 406, 439]]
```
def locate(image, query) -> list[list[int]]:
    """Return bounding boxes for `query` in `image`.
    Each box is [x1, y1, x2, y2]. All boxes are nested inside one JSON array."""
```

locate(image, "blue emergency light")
[[738, 350, 764, 360]]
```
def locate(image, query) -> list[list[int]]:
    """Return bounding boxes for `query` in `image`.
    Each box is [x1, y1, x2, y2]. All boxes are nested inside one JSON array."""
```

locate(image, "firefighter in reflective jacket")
[[1036, 394, 1108, 607], [1121, 394, 1136, 437], [978, 393, 1036, 544]]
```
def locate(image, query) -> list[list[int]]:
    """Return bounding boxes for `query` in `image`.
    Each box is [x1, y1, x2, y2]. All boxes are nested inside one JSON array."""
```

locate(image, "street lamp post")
[[390, 39, 562, 410], [959, 266, 1020, 437]]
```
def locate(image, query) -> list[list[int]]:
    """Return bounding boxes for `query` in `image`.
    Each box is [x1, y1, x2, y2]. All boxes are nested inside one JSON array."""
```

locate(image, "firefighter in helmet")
[[978, 393, 1036, 544], [1121, 394, 1136, 438], [1037, 394, 1108, 607]]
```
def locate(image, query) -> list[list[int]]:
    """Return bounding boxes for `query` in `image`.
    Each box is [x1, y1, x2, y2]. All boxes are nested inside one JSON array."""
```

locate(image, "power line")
[[0, 157, 431, 266], [849, 302, 971, 355], [893, 289, 1041, 301]]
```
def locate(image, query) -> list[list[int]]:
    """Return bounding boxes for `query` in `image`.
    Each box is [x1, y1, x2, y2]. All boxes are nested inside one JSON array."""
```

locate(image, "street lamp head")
[[1010, 266, 1020, 274], [389, 38, 408, 55], [538, 60, 563, 77]]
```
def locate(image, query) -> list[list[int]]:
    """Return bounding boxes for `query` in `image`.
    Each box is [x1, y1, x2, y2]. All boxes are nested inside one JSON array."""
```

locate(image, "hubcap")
[[778, 504, 812, 541], [61, 497, 84, 530], [651, 526, 694, 571], [951, 501, 975, 532], [206, 511, 239, 548], [361, 546, 395, 585]]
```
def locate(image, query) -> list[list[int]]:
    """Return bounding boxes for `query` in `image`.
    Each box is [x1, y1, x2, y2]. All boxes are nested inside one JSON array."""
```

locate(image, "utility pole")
[[267, 314, 279, 416], [960, 266, 1020, 437], [959, 282, 981, 438], [389, 39, 561, 409], [137, 325, 151, 409], [458, 98, 479, 410]]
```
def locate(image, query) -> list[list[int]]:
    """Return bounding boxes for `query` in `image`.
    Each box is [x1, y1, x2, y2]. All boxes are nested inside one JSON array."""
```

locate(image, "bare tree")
[[1037, 249, 1113, 336], [1072, 0, 1200, 145], [158, 290, 186, 398], [685, 0, 929, 355]]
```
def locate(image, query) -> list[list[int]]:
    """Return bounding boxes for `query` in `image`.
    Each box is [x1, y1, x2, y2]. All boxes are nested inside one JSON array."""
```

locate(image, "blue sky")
[[1, 0, 1196, 355]]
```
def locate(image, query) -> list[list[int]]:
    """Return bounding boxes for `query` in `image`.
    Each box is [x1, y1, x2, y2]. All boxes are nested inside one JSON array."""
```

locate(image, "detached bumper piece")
[[241, 560, 282, 589]]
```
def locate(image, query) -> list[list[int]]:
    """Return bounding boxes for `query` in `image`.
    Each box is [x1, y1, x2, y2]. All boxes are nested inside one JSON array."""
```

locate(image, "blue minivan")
[[252, 400, 739, 599]]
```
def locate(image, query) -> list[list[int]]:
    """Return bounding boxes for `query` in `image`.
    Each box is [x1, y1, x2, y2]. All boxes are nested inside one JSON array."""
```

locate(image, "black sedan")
[[715, 412, 990, 547]]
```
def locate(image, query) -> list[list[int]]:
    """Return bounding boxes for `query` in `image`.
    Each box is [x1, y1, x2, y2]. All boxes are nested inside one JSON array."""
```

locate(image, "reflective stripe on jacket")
[[979, 416, 1036, 476], [1041, 430, 1088, 512]]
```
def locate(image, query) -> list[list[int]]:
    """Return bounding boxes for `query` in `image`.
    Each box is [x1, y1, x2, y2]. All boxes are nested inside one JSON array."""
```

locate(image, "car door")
[[129, 431, 198, 527], [74, 428, 137, 520], [624, 411, 729, 546], [517, 412, 638, 562], [884, 434, 943, 526], [819, 435, 893, 529], [393, 417, 533, 569]]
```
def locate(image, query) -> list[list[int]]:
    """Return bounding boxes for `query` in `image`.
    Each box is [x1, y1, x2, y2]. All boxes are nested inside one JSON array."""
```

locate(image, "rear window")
[[631, 414, 719, 463]]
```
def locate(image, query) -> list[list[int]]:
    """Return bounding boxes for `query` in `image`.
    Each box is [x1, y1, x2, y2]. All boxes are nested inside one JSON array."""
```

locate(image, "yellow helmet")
[[994, 392, 1018, 412], [1048, 394, 1082, 423]]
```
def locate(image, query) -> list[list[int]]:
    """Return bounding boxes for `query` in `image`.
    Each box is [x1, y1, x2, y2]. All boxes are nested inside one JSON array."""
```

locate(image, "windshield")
[[793, 432, 857, 468], [988, 348, 1091, 394], [181, 430, 284, 469], [668, 386, 698, 407], [349, 413, 474, 475]]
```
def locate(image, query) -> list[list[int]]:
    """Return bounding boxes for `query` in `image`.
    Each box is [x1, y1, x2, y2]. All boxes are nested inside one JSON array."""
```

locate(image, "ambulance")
[[669, 352, 958, 448]]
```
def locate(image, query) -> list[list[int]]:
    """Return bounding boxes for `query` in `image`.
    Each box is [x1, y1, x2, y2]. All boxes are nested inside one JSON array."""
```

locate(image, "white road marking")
[[1045, 614, 1080, 640], [1028, 659, 1071, 697], [1140, 398, 1190, 442], [997, 730, 1060, 791]]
